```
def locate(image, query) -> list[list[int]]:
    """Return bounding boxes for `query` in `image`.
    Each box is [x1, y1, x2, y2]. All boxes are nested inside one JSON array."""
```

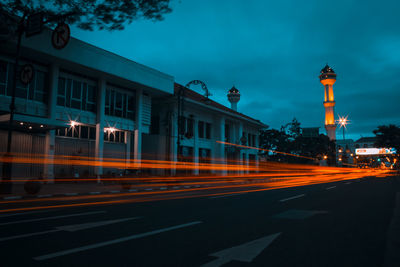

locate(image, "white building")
[[0, 27, 265, 180]]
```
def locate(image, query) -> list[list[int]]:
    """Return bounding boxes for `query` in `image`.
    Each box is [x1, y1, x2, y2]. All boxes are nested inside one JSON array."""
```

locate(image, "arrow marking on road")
[[201, 233, 281, 267], [0, 217, 141, 242]]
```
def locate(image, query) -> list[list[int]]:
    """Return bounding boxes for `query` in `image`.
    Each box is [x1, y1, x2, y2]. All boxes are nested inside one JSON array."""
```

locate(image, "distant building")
[[355, 137, 377, 149]]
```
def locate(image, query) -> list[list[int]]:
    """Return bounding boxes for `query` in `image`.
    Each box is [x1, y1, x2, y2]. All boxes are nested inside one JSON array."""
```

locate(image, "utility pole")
[[0, 14, 26, 194]]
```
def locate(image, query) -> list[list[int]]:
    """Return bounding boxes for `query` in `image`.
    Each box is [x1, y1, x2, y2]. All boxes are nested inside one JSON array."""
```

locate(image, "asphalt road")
[[0, 175, 399, 267]]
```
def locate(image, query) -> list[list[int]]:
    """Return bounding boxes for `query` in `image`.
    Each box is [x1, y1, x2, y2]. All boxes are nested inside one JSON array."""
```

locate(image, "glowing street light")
[[336, 114, 350, 140]]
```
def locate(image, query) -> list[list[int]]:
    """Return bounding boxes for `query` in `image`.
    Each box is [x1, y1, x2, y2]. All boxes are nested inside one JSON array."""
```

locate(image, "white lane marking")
[[0, 217, 140, 242], [201, 233, 281, 267], [145, 188, 153, 191], [209, 193, 246, 199], [64, 193, 78, 196], [110, 191, 120, 193], [345, 182, 352, 185], [160, 187, 167, 190], [0, 229, 60, 242], [0, 211, 106, 226], [0, 210, 53, 218], [34, 221, 203, 261], [279, 194, 305, 202], [3, 196, 22, 200], [55, 217, 140, 232], [89, 192, 100, 195], [128, 189, 137, 192], [326, 186, 336, 190], [37, 194, 52, 198]]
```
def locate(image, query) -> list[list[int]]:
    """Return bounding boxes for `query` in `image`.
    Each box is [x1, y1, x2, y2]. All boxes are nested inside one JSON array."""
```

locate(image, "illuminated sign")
[[355, 148, 397, 155]]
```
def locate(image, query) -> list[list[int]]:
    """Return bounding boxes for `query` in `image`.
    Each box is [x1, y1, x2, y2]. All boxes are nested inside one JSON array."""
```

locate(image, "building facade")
[[0, 28, 264, 179]]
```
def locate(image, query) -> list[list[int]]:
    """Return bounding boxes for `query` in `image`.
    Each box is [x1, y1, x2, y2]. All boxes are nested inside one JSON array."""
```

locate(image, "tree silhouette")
[[373, 124, 400, 153], [0, 0, 172, 34]]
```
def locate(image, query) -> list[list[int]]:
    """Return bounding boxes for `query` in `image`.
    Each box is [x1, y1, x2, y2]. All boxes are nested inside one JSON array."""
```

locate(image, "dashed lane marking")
[[209, 193, 247, 199], [279, 194, 305, 202], [89, 192, 101, 195], [345, 182, 352, 185], [0, 210, 54, 218], [128, 189, 137, 192], [326, 186, 336, 190], [3, 196, 22, 200], [34, 221, 203, 261], [37, 194, 53, 198], [110, 191, 120, 193], [0, 211, 106, 226]]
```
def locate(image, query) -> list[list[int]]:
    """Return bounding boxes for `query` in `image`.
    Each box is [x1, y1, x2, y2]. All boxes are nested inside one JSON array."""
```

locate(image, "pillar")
[[134, 88, 143, 163], [95, 78, 106, 181], [193, 117, 199, 175], [219, 117, 226, 175], [43, 63, 58, 182]]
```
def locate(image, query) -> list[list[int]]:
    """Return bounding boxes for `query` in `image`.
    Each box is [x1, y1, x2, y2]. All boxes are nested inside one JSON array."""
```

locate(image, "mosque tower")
[[227, 86, 240, 111], [319, 64, 337, 141]]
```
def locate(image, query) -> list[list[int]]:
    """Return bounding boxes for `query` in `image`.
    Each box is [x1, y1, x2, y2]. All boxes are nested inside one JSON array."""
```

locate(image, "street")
[[0, 175, 399, 266]]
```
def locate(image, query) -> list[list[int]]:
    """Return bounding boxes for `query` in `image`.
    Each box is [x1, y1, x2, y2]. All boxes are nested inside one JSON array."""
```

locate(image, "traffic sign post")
[[26, 12, 43, 37], [20, 64, 34, 85], [52, 23, 70, 49]]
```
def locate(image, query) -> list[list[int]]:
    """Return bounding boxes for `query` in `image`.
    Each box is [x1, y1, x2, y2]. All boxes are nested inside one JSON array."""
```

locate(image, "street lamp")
[[336, 114, 350, 140]]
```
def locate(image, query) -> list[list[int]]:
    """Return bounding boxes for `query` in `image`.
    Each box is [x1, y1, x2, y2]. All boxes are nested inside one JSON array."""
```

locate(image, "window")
[[150, 115, 160, 134], [198, 121, 204, 138], [105, 87, 135, 120], [103, 129, 125, 143], [56, 125, 97, 140], [248, 133, 252, 146], [187, 118, 194, 137], [225, 124, 230, 142], [0, 61, 48, 102], [57, 76, 97, 112], [0, 60, 7, 95], [205, 123, 211, 139]]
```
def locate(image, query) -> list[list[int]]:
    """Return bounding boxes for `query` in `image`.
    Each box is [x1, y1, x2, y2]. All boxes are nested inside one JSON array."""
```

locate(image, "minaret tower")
[[319, 64, 337, 141], [227, 86, 240, 111]]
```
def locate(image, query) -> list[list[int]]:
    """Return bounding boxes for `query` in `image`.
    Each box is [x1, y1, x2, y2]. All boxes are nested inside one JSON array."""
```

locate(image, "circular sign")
[[20, 64, 34, 85], [52, 23, 70, 50]]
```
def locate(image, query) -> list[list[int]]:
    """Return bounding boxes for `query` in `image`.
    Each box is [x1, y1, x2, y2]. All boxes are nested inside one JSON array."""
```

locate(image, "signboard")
[[20, 64, 34, 85], [355, 148, 397, 155], [52, 23, 70, 49], [26, 12, 43, 37]]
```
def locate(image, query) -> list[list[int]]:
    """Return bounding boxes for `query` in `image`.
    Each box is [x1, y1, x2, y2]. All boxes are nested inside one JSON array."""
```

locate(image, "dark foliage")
[[0, 0, 172, 31], [373, 124, 400, 154]]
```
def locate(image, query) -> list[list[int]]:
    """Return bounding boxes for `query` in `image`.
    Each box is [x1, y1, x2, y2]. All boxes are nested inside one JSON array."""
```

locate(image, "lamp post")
[[336, 115, 349, 140]]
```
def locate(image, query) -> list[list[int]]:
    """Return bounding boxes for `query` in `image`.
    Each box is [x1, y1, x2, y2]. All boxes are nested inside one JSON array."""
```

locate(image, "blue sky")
[[72, 0, 400, 141]]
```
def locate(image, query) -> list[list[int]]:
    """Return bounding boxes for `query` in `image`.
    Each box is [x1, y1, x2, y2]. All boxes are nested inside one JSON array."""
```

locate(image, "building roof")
[[355, 137, 377, 143], [228, 86, 240, 94], [174, 83, 264, 126], [320, 64, 335, 74]]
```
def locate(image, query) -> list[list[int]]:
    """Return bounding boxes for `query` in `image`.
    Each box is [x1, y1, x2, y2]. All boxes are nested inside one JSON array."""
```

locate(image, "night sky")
[[72, 0, 400, 141]]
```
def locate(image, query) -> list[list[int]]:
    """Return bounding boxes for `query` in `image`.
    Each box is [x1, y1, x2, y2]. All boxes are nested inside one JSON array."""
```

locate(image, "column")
[[219, 117, 226, 175], [134, 88, 143, 164], [238, 123, 244, 174], [43, 63, 58, 182], [95, 78, 106, 181], [255, 132, 259, 172], [170, 110, 178, 176], [193, 117, 199, 175], [125, 130, 131, 172]]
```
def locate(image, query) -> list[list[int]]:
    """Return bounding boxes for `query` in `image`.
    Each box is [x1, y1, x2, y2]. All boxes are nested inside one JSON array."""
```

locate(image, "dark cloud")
[[72, 0, 400, 137]]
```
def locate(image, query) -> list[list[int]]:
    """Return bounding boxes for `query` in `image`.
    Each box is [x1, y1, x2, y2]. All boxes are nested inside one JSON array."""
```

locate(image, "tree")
[[260, 119, 336, 165], [373, 124, 400, 153], [0, 0, 172, 33]]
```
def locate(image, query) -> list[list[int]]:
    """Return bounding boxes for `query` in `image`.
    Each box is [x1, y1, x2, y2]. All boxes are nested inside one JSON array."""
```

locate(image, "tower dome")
[[319, 64, 337, 81], [227, 86, 240, 111]]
